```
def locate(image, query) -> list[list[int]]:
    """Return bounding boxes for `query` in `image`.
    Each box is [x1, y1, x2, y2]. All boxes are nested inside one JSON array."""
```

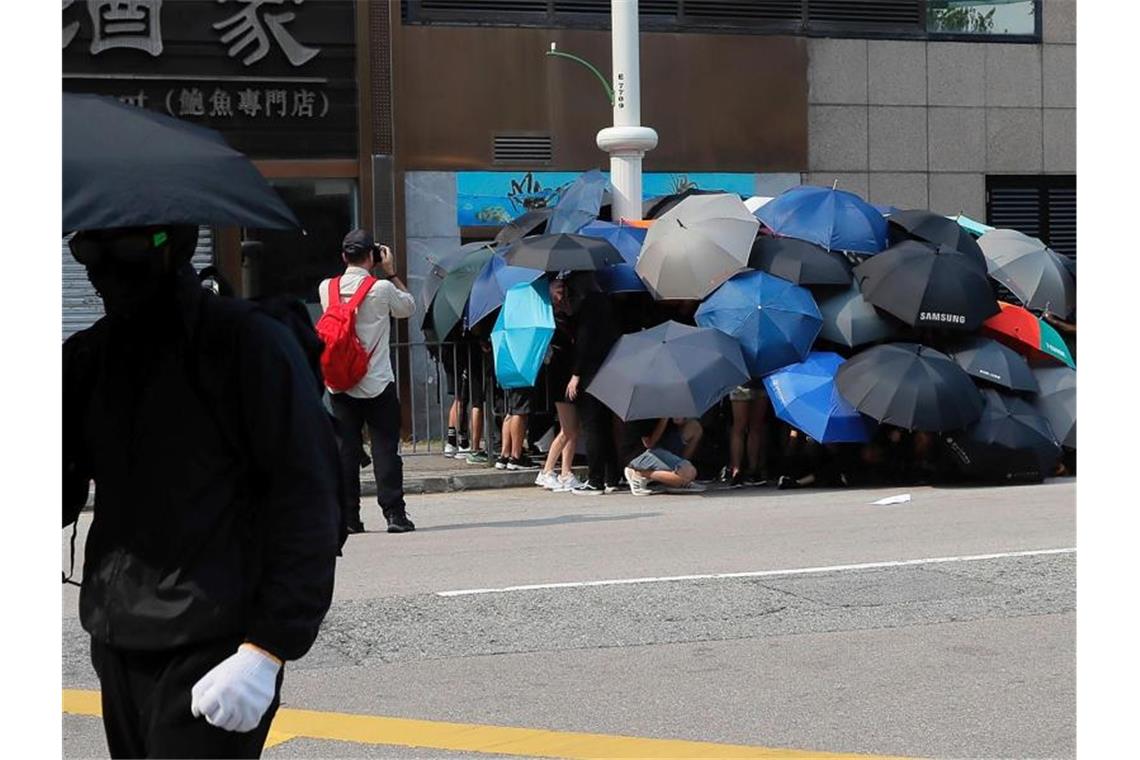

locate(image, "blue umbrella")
[[465, 253, 543, 329], [547, 169, 609, 234], [491, 280, 555, 389], [579, 219, 649, 294], [696, 271, 823, 378], [756, 185, 888, 254], [763, 352, 874, 444]]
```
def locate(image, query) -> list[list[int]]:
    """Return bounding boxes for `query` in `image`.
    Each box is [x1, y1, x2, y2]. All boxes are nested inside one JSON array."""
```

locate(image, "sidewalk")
[[365, 451, 585, 495]]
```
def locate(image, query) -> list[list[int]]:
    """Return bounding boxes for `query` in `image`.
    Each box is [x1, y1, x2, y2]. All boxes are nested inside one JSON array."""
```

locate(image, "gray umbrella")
[[1031, 365, 1076, 450], [816, 281, 899, 348], [636, 194, 758, 301], [586, 321, 749, 421], [945, 335, 1038, 393], [547, 169, 608, 234], [978, 229, 1076, 319]]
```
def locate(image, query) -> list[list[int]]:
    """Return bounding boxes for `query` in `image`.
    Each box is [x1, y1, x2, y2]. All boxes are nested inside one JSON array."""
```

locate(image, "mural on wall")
[[457, 171, 756, 227]]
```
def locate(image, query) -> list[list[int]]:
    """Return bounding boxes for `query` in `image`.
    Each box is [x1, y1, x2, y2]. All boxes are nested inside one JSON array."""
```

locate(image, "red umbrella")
[[981, 302, 1075, 368]]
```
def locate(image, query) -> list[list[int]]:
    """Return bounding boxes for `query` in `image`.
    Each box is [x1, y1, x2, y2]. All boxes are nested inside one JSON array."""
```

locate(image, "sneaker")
[[456, 445, 472, 458], [777, 475, 800, 490], [465, 451, 489, 465], [535, 470, 553, 487], [729, 471, 745, 488], [345, 519, 366, 534], [507, 455, 538, 470], [494, 456, 509, 470], [664, 481, 707, 495], [604, 484, 621, 494], [623, 467, 655, 496], [744, 472, 768, 487], [386, 511, 416, 533], [553, 473, 583, 492], [443, 442, 458, 458], [572, 483, 605, 496]]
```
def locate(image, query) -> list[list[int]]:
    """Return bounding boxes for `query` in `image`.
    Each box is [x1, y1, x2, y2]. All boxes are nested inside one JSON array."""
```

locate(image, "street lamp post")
[[595, 0, 657, 222]]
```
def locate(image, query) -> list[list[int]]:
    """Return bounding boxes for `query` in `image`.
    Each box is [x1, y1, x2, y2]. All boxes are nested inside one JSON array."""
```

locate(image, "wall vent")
[[493, 134, 554, 164]]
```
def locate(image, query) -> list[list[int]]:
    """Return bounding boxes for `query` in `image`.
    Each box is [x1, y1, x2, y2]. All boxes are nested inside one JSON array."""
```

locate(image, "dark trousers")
[[578, 392, 620, 488], [331, 383, 405, 519], [90, 637, 282, 759]]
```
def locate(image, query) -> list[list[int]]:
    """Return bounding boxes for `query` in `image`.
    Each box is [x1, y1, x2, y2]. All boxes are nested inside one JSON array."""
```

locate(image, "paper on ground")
[[871, 493, 912, 506]]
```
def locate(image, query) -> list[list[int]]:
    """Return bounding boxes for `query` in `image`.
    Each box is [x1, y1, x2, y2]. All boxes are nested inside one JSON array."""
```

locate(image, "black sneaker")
[[744, 472, 768, 487], [572, 483, 605, 496], [777, 475, 800, 490], [346, 519, 366, 534], [507, 455, 538, 470], [494, 456, 509, 470], [729, 471, 745, 488], [386, 512, 416, 533]]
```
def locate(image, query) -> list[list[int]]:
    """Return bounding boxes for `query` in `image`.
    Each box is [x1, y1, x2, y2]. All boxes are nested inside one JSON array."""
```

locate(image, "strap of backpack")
[[346, 276, 378, 311], [327, 277, 342, 307]]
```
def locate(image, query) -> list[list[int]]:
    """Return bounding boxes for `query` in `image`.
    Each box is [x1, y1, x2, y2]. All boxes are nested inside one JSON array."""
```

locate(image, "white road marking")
[[436, 547, 1076, 597]]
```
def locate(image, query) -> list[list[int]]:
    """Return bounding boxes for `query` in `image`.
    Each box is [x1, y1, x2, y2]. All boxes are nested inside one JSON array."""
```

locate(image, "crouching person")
[[620, 417, 706, 496]]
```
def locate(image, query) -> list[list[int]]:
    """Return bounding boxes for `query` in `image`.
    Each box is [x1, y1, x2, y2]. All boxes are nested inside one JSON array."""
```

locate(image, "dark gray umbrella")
[[644, 188, 726, 219], [854, 241, 1000, 331], [943, 388, 1062, 482], [888, 209, 986, 270], [494, 208, 553, 246], [978, 229, 1076, 320], [748, 235, 853, 286], [586, 321, 749, 421], [945, 336, 1038, 393], [547, 170, 608, 234], [816, 281, 900, 348], [836, 342, 984, 432], [1031, 365, 1076, 450], [63, 93, 299, 232], [504, 233, 623, 272]]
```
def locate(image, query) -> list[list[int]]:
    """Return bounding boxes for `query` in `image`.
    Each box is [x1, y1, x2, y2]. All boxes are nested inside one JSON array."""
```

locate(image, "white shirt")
[[319, 265, 416, 398]]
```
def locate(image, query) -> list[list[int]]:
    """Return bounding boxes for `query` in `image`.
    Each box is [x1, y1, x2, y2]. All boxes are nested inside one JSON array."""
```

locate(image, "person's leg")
[[578, 394, 606, 488], [638, 461, 698, 489], [746, 397, 767, 477], [330, 393, 365, 527], [730, 400, 748, 478], [363, 384, 408, 525], [90, 638, 147, 758], [499, 414, 513, 460], [510, 414, 527, 459], [542, 429, 565, 476], [680, 419, 703, 461], [558, 402, 580, 479], [470, 404, 484, 450]]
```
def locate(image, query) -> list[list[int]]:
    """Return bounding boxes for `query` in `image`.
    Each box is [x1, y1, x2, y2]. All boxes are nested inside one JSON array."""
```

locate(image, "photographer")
[[319, 230, 417, 533]]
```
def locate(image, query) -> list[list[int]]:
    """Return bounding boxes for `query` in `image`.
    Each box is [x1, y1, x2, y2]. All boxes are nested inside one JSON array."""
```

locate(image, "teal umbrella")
[[949, 213, 994, 237], [491, 280, 555, 389], [428, 244, 495, 341]]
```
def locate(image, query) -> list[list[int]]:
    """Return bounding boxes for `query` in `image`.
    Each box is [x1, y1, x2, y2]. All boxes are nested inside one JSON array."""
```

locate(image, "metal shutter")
[[62, 227, 215, 341], [806, 0, 922, 33], [986, 176, 1077, 259]]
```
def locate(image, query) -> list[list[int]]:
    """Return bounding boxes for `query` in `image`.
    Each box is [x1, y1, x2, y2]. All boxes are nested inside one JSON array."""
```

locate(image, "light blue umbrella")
[[695, 271, 822, 378], [763, 352, 874, 444], [756, 185, 888, 254], [547, 169, 609, 234], [465, 253, 544, 329], [579, 219, 649, 294], [950, 213, 994, 237], [491, 280, 555, 389]]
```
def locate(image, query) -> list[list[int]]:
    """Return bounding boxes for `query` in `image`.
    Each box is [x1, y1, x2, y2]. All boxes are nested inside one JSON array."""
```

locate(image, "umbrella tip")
[[550, 42, 557, 51], [831, 179, 838, 190]]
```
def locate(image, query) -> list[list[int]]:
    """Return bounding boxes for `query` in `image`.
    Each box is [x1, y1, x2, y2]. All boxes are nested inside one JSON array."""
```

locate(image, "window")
[[927, 1, 1039, 39], [986, 175, 1076, 258]]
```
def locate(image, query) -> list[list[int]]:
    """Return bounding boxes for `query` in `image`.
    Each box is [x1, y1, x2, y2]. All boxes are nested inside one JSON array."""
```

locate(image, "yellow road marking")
[[64, 689, 912, 759]]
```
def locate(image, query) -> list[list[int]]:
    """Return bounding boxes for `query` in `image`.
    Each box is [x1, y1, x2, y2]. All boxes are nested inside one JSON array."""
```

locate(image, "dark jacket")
[[62, 275, 341, 661], [571, 292, 620, 385]]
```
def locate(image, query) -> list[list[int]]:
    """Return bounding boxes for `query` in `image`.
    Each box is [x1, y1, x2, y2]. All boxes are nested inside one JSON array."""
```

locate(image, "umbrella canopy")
[[887, 209, 986, 269], [63, 93, 299, 232], [943, 388, 1062, 481], [981, 301, 1076, 368], [977, 228, 1076, 319], [1031, 365, 1076, 450], [577, 220, 647, 263], [853, 241, 1000, 331], [763, 352, 874, 444], [755, 185, 888, 254], [836, 342, 984, 432], [744, 196, 775, 213], [695, 271, 822, 378], [491, 280, 556, 389], [644, 188, 726, 219], [596, 262, 649, 294], [422, 241, 493, 313], [816, 281, 900, 349], [586, 321, 749, 421], [636, 193, 758, 301], [945, 335, 1038, 393], [547, 169, 609, 234], [949, 213, 994, 238], [494, 208, 553, 246], [503, 233, 623, 272], [429, 245, 495, 341], [748, 235, 853, 286], [465, 253, 544, 329]]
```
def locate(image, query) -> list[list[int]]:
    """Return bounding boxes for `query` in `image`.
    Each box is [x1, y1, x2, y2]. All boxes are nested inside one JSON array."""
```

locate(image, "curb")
[[364, 466, 590, 496]]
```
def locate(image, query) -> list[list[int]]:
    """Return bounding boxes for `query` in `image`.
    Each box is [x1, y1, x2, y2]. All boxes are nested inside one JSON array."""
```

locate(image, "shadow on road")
[[419, 512, 663, 532]]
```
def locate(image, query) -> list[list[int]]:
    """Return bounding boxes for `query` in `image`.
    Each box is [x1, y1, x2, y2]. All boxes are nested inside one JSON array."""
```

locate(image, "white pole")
[[596, 0, 657, 222]]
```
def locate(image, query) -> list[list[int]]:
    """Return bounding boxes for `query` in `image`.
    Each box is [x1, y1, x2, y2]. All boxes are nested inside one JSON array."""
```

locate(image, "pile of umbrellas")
[[425, 171, 1076, 483]]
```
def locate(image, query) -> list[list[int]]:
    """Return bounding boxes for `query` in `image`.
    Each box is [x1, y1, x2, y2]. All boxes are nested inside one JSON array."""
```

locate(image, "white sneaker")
[[456, 445, 472, 457], [535, 470, 552, 487], [664, 481, 708, 494], [443, 442, 458, 458], [624, 467, 655, 496], [553, 474, 583, 492]]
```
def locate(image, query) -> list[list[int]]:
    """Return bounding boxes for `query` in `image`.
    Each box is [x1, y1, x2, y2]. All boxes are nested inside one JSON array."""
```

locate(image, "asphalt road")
[[63, 478, 1075, 759]]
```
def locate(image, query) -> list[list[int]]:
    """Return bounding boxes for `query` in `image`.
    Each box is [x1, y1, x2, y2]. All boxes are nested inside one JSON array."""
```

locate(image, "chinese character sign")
[[88, 0, 164, 56], [213, 0, 320, 67], [165, 87, 329, 120]]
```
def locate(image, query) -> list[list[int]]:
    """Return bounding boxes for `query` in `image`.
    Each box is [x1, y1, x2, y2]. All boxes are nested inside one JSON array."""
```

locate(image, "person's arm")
[[643, 418, 668, 450], [376, 245, 416, 318], [62, 334, 94, 527], [1042, 311, 1076, 335]]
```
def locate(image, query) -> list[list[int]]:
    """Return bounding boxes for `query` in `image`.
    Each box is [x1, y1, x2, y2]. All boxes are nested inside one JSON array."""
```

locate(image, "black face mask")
[[70, 229, 177, 322]]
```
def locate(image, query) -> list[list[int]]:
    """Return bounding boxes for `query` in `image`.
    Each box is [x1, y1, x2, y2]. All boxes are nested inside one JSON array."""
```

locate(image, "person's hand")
[[566, 376, 580, 401], [376, 244, 396, 277], [190, 645, 281, 733]]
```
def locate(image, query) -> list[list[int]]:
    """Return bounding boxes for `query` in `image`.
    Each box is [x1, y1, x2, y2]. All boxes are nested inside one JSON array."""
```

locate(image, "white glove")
[[190, 645, 281, 733]]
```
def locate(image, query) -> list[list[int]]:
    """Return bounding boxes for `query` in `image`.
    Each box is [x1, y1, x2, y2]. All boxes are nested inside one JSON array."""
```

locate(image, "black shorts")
[[442, 345, 486, 406], [506, 387, 533, 415]]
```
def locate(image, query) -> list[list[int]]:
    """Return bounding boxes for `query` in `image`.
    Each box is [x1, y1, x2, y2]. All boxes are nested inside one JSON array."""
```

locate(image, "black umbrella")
[[503, 233, 623, 272], [644, 188, 726, 220], [63, 93, 298, 232], [854, 241, 1000, 331], [494, 208, 553, 246], [586, 321, 749, 421], [1031, 365, 1076, 450], [836, 342, 984, 431], [977, 229, 1076, 319], [945, 336, 1038, 393], [816, 281, 900, 349], [748, 235, 853, 286], [942, 388, 1062, 481], [887, 209, 986, 270]]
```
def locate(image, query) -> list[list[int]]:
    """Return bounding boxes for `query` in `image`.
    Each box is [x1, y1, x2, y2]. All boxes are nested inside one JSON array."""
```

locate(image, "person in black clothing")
[[63, 225, 341, 759], [564, 274, 623, 495]]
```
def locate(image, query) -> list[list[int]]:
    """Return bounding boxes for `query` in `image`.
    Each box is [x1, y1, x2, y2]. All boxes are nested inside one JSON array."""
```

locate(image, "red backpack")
[[316, 276, 378, 392]]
